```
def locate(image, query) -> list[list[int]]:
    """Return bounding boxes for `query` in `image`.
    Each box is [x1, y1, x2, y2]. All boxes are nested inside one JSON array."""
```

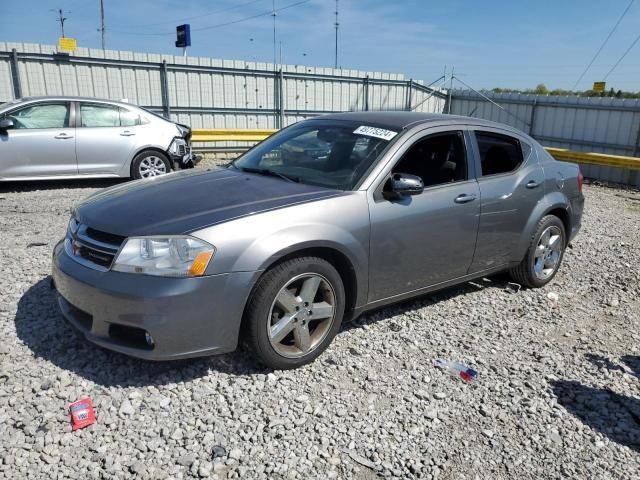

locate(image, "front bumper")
[[51, 240, 257, 360]]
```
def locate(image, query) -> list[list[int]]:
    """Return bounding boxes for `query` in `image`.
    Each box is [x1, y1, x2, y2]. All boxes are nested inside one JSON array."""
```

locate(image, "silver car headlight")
[[112, 236, 215, 277]]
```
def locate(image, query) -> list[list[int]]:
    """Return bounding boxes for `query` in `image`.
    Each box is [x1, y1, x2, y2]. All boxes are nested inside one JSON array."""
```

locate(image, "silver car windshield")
[[232, 121, 397, 190]]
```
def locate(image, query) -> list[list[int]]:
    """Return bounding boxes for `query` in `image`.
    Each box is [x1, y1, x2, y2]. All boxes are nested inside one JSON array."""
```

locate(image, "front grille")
[[85, 227, 126, 246], [67, 223, 124, 271], [177, 144, 187, 156]]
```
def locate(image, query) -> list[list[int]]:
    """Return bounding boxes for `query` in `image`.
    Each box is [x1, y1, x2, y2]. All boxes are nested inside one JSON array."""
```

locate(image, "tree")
[[533, 83, 549, 95]]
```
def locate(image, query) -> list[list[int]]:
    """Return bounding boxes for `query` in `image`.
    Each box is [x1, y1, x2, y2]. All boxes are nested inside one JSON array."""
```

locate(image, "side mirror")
[[384, 173, 424, 198], [0, 119, 14, 131]]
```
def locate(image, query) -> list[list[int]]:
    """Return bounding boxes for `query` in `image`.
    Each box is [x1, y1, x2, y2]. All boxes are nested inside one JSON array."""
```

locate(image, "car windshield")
[[0, 99, 21, 111], [231, 121, 398, 190]]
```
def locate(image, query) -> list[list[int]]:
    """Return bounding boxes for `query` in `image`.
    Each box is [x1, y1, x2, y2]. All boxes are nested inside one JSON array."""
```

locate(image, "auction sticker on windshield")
[[353, 125, 397, 141]]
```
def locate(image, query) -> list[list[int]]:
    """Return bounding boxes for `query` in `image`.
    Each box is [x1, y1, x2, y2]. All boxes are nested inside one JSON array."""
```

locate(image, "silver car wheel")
[[138, 156, 167, 178], [533, 225, 563, 280], [267, 273, 336, 358]]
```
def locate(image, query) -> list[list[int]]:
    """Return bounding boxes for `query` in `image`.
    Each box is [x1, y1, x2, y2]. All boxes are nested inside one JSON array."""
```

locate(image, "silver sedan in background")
[[0, 96, 197, 180]]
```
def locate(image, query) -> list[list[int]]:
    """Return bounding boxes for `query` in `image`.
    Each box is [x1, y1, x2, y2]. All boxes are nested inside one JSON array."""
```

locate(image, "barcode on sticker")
[[353, 126, 397, 141]]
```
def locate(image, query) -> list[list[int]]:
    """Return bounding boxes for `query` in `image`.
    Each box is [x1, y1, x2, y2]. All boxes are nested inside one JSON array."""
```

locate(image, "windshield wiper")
[[234, 166, 300, 183]]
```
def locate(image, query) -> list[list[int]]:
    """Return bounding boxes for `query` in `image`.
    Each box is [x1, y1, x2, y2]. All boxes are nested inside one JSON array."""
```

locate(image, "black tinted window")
[[393, 132, 467, 187], [476, 132, 523, 176]]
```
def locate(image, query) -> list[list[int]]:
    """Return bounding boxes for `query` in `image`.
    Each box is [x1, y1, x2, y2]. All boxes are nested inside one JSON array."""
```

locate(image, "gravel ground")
[[0, 177, 639, 480]]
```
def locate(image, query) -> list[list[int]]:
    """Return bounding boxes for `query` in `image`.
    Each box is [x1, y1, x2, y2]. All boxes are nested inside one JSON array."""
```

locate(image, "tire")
[[131, 150, 171, 179], [244, 256, 345, 370], [509, 215, 566, 288]]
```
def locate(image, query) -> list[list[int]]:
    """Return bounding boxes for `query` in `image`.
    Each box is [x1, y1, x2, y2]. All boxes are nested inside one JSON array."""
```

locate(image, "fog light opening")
[[108, 324, 155, 350]]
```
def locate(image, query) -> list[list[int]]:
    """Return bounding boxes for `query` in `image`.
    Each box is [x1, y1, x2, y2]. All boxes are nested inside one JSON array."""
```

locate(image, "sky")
[[1, 0, 639, 91]]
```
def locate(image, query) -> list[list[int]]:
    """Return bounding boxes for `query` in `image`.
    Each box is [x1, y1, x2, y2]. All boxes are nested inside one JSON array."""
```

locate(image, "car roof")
[[314, 111, 518, 133], [12, 96, 139, 108]]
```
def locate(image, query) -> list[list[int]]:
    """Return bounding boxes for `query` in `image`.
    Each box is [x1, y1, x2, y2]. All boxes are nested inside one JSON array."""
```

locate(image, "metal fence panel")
[[450, 90, 640, 155], [449, 90, 640, 185]]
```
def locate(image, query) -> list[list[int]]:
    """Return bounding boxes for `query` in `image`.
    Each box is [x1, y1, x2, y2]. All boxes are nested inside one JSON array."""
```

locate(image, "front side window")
[[7, 103, 69, 129], [392, 132, 467, 187], [232, 121, 396, 190], [475, 132, 524, 176]]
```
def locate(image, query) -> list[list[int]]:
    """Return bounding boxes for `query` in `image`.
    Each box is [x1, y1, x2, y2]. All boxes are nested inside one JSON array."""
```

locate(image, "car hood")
[[74, 168, 343, 236]]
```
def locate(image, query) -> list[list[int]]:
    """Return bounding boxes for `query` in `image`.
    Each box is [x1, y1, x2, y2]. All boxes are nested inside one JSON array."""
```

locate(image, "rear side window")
[[80, 104, 139, 127], [475, 132, 523, 176], [120, 108, 140, 127]]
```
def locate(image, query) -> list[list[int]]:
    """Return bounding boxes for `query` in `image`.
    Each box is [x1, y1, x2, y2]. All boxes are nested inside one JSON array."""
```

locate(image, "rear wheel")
[[510, 215, 566, 288], [244, 257, 345, 369], [131, 151, 171, 179]]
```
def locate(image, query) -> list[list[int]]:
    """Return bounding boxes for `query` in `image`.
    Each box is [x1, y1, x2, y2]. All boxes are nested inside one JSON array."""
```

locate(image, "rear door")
[[75, 102, 141, 175], [0, 101, 76, 178], [367, 128, 480, 301], [468, 130, 544, 273]]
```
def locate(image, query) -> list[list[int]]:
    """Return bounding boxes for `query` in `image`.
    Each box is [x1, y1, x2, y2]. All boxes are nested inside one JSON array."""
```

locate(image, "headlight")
[[112, 236, 214, 277], [68, 217, 80, 235]]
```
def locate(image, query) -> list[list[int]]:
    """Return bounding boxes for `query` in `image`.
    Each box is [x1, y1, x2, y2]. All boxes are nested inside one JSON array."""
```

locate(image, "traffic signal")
[[175, 24, 191, 48]]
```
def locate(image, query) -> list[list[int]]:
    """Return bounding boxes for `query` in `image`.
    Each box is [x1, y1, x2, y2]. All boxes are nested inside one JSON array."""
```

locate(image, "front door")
[[368, 130, 480, 302], [75, 103, 140, 175], [0, 102, 76, 179]]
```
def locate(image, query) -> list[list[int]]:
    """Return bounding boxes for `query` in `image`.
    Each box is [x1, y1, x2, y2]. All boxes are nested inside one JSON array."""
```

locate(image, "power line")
[[133, 0, 266, 29], [193, 0, 310, 32], [571, 0, 635, 90], [110, 0, 310, 36], [603, 31, 640, 80]]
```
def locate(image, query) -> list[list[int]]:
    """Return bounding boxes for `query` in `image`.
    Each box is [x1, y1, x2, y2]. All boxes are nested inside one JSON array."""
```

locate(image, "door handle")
[[526, 180, 541, 189], [54, 134, 73, 139], [454, 193, 477, 204], [120, 131, 136, 136]]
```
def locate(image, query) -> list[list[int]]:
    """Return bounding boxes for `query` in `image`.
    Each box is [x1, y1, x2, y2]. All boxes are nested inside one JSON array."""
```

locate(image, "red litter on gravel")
[[69, 397, 96, 431]]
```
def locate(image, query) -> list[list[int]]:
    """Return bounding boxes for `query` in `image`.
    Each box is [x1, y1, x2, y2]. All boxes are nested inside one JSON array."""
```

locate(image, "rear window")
[[475, 132, 524, 176]]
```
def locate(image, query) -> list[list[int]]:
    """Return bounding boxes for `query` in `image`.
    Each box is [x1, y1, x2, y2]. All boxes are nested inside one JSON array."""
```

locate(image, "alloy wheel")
[[533, 225, 563, 280], [267, 273, 336, 358], [138, 156, 167, 178]]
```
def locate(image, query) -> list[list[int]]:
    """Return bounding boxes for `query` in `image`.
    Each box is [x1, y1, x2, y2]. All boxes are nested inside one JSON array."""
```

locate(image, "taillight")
[[577, 170, 584, 193]]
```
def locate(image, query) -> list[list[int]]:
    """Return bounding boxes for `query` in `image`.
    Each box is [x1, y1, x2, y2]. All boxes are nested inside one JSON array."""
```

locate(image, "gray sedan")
[[0, 96, 196, 181], [52, 112, 584, 369]]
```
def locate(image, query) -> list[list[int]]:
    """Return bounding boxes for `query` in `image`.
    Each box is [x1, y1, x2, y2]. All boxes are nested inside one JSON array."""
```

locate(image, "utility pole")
[[100, 0, 106, 49], [272, 0, 277, 70], [448, 66, 454, 114], [334, 0, 339, 69], [56, 9, 67, 38]]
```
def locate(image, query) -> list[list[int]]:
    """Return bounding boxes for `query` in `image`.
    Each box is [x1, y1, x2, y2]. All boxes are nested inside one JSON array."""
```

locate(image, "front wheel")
[[510, 215, 566, 288], [131, 151, 171, 179], [244, 257, 345, 370]]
